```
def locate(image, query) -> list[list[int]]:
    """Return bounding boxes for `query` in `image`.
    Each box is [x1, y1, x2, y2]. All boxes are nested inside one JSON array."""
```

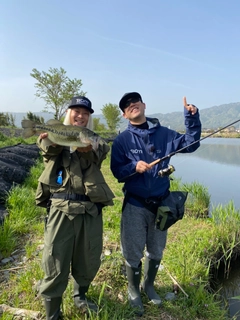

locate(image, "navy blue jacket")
[[110, 108, 201, 199]]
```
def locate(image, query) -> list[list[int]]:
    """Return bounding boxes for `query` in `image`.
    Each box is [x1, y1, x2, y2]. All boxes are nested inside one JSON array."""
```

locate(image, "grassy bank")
[[1, 139, 240, 319]]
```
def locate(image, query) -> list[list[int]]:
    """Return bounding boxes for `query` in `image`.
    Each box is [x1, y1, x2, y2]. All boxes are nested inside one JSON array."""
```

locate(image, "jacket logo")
[[130, 149, 143, 154]]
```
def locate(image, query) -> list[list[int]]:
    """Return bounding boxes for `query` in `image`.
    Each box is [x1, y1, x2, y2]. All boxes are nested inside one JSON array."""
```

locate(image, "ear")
[[122, 112, 128, 119]]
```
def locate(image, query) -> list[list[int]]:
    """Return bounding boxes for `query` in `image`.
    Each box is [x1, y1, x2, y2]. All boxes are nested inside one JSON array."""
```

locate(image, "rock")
[[1, 257, 14, 265], [165, 292, 176, 301]]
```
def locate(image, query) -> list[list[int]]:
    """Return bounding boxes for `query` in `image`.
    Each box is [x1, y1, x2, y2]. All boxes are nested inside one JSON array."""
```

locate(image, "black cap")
[[68, 96, 94, 114], [119, 92, 142, 111]]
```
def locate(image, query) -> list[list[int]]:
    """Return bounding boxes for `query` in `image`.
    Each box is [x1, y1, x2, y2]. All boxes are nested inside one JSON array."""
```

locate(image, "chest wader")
[[72, 203, 104, 315], [73, 283, 98, 314], [44, 297, 62, 320]]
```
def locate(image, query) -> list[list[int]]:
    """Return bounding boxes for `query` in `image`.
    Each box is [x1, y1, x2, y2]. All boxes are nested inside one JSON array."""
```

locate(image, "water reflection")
[[217, 259, 240, 320], [193, 138, 240, 167], [170, 138, 240, 209]]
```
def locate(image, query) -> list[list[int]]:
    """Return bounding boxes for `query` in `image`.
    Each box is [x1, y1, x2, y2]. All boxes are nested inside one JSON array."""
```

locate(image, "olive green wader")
[[40, 205, 103, 319], [36, 143, 114, 319]]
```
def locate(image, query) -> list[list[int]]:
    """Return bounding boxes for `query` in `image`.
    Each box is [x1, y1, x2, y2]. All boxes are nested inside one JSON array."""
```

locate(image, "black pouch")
[[155, 191, 188, 231]]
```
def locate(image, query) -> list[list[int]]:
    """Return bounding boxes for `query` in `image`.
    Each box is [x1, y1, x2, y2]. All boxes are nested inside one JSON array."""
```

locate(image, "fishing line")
[[171, 143, 212, 167]]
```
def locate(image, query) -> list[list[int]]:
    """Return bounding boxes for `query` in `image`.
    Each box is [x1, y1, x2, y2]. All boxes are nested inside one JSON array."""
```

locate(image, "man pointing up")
[[110, 92, 201, 316]]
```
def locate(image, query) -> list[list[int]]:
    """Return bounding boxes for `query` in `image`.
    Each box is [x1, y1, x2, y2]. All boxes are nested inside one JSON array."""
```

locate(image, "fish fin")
[[41, 138, 55, 148], [70, 146, 78, 153], [92, 140, 100, 152], [99, 137, 108, 146], [21, 119, 35, 128], [21, 120, 35, 138], [22, 128, 35, 138], [46, 119, 62, 125]]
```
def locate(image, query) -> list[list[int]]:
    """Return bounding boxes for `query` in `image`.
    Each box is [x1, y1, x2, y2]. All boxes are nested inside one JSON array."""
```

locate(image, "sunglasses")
[[124, 98, 141, 109]]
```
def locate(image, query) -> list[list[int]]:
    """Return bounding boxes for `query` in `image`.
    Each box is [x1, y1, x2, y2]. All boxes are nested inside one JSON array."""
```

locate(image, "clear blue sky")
[[1, 0, 240, 115]]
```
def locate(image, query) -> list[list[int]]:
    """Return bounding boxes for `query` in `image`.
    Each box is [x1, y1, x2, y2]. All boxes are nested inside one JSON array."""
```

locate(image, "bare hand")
[[183, 96, 198, 115], [39, 133, 48, 139], [77, 145, 93, 153], [136, 160, 151, 173]]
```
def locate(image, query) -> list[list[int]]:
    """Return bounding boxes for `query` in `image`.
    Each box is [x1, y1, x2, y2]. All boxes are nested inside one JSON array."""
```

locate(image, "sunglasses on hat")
[[124, 98, 141, 109]]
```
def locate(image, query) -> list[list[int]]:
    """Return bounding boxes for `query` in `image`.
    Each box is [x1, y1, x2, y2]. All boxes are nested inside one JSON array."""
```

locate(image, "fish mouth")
[[81, 136, 100, 152]]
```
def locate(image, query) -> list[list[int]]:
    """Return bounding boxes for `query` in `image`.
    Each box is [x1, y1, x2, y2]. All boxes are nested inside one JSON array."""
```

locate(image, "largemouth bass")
[[21, 119, 106, 151]]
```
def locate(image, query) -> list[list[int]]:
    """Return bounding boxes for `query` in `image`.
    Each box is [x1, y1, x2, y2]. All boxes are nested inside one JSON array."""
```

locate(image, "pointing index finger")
[[183, 96, 188, 107]]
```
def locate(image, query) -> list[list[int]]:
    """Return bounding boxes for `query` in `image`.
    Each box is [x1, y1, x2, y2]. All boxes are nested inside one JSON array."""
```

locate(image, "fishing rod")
[[119, 118, 240, 182]]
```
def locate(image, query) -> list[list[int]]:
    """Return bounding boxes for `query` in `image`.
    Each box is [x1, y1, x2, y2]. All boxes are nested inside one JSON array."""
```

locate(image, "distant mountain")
[[8, 102, 240, 131], [117, 102, 240, 131], [198, 102, 240, 130]]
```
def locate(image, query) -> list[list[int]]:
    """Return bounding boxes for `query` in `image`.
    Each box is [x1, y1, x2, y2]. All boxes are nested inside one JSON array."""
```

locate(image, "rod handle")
[[149, 158, 161, 168]]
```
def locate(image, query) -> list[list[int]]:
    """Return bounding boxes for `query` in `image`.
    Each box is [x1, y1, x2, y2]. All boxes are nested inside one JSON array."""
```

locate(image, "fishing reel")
[[158, 164, 175, 178]]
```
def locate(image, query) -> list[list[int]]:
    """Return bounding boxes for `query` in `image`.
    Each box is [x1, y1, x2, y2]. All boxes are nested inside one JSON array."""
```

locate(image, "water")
[[218, 259, 240, 320], [170, 137, 240, 318], [170, 138, 240, 209]]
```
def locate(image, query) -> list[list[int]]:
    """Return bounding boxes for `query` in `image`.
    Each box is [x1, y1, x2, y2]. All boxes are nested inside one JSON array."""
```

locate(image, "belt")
[[126, 190, 170, 204], [51, 193, 90, 201]]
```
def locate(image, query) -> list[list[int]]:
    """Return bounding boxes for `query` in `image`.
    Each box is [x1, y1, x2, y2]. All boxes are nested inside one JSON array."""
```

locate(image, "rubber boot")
[[73, 282, 98, 314], [142, 258, 162, 306], [125, 264, 144, 316], [44, 297, 62, 320]]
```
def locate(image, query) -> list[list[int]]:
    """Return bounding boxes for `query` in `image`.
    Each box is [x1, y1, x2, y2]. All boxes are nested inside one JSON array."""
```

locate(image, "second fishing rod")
[[119, 118, 240, 182]]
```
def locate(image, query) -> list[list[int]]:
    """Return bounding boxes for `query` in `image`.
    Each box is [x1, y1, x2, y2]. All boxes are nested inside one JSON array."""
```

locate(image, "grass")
[[0, 130, 36, 147], [0, 136, 240, 319]]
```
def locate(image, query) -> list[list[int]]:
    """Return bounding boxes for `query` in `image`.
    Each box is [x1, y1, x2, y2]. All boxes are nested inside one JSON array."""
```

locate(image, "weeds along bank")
[[0, 138, 240, 319]]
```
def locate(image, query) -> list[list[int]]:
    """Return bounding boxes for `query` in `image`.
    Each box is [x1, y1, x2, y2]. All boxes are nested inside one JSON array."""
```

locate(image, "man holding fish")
[[30, 96, 114, 319]]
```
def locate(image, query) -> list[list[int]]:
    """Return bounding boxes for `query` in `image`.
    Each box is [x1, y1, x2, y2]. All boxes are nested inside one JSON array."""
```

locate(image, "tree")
[[0, 113, 8, 126], [0, 112, 16, 127], [25, 111, 45, 124], [101, 103, 122, 132], [30, 67, 86, 120], [93, 118, 106, 131]]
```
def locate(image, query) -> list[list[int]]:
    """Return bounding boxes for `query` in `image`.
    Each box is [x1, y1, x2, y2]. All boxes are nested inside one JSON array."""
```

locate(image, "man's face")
[[69, 107, 90, 127], [123, 99, 146, 121]]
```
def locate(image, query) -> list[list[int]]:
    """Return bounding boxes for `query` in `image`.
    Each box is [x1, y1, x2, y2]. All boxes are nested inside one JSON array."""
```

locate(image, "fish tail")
[[21, 120, 36, 138]]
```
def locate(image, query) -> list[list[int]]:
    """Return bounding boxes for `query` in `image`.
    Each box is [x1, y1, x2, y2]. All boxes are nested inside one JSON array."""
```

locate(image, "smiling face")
[[69, 107, 90, 127], [122, 99, 146, 124]]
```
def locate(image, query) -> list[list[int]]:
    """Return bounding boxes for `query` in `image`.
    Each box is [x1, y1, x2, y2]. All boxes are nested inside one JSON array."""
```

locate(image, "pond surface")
[[170, 137, 240, 209]]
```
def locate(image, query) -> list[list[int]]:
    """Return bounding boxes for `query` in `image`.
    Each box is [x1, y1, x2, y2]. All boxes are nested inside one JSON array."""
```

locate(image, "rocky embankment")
[[0, 128, 23, 138], [0, 128, 40, 224]]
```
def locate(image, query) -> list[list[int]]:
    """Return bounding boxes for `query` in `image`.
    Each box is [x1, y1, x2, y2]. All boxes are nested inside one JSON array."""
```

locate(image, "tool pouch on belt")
[[155, 191, 188, 231]]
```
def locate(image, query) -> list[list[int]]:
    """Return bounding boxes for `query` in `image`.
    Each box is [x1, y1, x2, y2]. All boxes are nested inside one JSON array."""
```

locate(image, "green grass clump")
[[0, 139, 240, 319], [0, 130, 37, 147]]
